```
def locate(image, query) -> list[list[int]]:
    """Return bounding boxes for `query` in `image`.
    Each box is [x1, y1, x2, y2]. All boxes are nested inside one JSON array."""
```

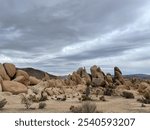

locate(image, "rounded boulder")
[[2, 81, 27, 94]]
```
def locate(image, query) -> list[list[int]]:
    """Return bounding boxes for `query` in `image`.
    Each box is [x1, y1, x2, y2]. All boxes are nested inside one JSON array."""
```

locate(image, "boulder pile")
[[0, 63, 41, 95]]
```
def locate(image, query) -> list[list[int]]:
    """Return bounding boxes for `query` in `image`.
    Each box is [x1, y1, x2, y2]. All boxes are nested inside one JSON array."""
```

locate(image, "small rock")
[[0, 97, 7, 108], [141, 104, 146, 107], [122, 91, 134, 99], [56, 95, 66, 101], [99, 96, 106, 101], [29, 103, 39, 110]]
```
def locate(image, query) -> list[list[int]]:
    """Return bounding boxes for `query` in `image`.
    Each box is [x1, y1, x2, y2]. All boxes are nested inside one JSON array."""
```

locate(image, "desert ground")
[[0, 63, 150, 113], [0, 94, 150, 113]]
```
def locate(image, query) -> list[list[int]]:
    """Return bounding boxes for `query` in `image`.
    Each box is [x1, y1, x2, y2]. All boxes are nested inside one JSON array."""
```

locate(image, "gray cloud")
[[0, 0, 150, 75]]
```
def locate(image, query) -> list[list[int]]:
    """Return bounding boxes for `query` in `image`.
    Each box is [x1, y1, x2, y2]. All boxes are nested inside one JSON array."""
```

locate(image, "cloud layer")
[[0, 0, 150, 75]]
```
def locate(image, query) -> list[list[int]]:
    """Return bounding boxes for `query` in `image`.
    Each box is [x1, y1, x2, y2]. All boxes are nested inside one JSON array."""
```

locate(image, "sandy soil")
[[0, 94, 150, 113]]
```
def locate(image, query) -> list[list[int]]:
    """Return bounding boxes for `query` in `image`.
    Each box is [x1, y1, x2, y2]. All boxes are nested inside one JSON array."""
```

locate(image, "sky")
[[0, 0, 150, 75]]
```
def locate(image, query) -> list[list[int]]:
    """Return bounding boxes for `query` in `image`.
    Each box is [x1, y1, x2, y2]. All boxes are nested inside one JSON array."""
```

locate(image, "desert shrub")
[[85, 85, 90, 97], [137, 88, 150, 104], [39, 102, 46, 109], [21, 94, 32, 109], [70, 105, 82, 113], [137, 97, 150, 104], [104, 88, 113, 96], [81, 102, 97, 113], [0, 98, 7, 109], [70, 102, 97, 113]]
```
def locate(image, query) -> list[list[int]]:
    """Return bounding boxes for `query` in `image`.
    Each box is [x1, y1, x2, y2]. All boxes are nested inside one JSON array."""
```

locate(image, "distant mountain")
[[17, 67, 57, 79], [124, 74, 150, 79]]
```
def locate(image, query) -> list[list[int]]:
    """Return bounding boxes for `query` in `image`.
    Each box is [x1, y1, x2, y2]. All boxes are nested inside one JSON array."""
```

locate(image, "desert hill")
[[18, 67, 57, 80], [124, 74, 150, 80]]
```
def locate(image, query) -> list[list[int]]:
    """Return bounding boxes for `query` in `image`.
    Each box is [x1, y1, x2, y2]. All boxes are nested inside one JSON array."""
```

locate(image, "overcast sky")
[[0, 0, 150, 75]]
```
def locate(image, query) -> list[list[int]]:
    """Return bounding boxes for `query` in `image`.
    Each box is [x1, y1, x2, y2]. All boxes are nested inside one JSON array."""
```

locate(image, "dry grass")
[[21, 94, 32, 109]]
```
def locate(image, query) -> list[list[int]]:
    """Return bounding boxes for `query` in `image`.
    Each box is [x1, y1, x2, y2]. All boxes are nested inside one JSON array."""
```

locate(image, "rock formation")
[[114, 66, 125, 85], [0, 62, 150, 110]]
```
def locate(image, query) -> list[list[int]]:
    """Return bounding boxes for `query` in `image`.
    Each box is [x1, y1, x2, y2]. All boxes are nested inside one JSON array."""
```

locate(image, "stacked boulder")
[[114, 67, 125, 85], [90, 65, 105, 87], [65, 67, 91, 86], [0, 63, 41, 95]]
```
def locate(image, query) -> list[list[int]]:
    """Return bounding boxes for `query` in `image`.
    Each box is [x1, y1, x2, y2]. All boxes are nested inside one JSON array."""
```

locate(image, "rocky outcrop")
[[2, 81, 27, 94], [90, 65, 105, 87], [114, 67, 125, 85], [3, 63, 16, 78], [68, 72, 82, 85], [77, 67, 91, 84], [90, 65, 105, 79]]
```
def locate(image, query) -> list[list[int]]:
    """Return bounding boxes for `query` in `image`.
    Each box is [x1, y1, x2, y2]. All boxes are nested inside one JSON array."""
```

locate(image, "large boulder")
[[29, 76, 41, 85], [91, 78, 105, 87], [114, 67, 122, 74], [3, 63, 16, 78], [114, 66, 125, 84], [15, 70, 30, 85], [122, 90, 134, 99], [2, 81, 27, 94], [13, 76, 26, 84], [114, 85, 130, 96], [0, 64, 10, 80]]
